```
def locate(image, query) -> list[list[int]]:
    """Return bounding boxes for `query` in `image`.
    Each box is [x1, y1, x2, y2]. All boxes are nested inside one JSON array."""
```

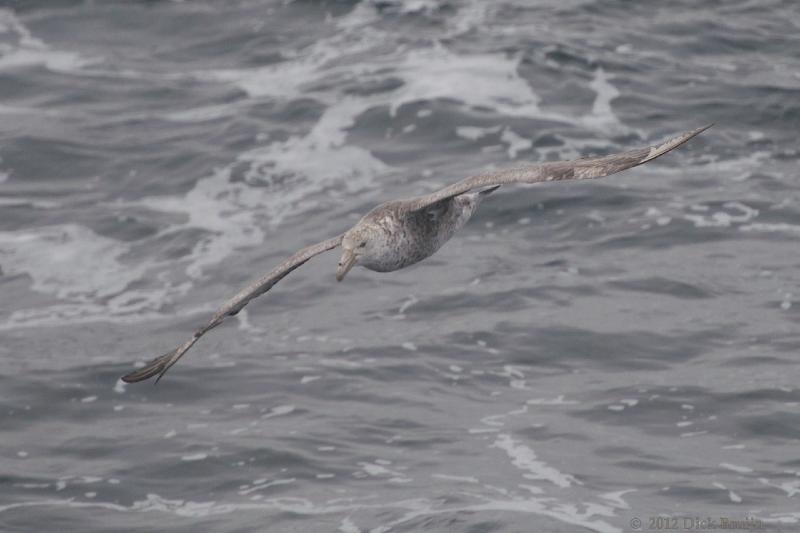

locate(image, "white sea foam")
[[180, 453, 208, 462], [527, 395, 579, 406], [492, 433, 578, 488], [357, 462, 411, 483], [758, 477, 800, 498], [698, 150, 772, 182], [581, 68, 625, 133], [164, 102, 246, 123], [740, 223, 800, 234], [684, 202, 759, 228], [456, 126, 502, 141], [712, 482, 742, 503], [0, 10, 98, 72], [238, 478, 295, 496], [431, 473, 479, 484], [388, 45, 544, 119], [598, 490, 635, 509], [261, 404, 295, 420], [720, 463, 753, 474], [500, 128, 533, 159], [338, 516, 361, 533], [0, 224, 188, 328], [130, 167, 269, 280], [0, 225, 145, 301]]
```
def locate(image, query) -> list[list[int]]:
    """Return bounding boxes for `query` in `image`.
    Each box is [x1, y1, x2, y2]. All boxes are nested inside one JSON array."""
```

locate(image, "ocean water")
[[1, 1, 799, 531]]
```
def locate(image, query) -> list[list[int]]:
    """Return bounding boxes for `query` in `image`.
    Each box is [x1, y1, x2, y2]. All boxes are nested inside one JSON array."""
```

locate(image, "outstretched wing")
[[407, 125, 712, 211], [121, 234, 344, 384]]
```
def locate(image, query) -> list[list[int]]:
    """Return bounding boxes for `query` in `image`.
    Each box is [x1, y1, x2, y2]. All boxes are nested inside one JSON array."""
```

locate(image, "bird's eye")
[[359, 242, 367, 248]]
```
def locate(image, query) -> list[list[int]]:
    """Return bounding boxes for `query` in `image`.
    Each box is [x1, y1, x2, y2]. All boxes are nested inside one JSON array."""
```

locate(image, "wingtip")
[[640, 123, 712, 164], [120, 349, 177, 384], [681, 123, 714, 144], [697, 123, 714, 134], [681, 123, 713, 141]]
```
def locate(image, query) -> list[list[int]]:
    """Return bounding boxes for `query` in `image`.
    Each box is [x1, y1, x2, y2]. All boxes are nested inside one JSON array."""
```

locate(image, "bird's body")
[[353, 190, 491, 273], [121, 125, 711, 384]]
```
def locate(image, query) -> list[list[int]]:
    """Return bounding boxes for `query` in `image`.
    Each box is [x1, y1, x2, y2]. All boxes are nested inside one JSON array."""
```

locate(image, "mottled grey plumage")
[[122, 125, 710, 383]]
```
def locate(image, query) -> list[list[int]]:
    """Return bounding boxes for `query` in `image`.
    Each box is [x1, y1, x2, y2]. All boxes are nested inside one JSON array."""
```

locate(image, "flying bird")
[[121, 125, 711, 384]]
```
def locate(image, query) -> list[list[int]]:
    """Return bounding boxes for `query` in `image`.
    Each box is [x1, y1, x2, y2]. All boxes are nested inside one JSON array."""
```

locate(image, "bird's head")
[[336, 224, 379, 282]]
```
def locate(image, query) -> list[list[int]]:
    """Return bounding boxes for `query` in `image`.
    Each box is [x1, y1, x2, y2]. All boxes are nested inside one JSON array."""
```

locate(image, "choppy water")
[[1, 1, 799, 531]]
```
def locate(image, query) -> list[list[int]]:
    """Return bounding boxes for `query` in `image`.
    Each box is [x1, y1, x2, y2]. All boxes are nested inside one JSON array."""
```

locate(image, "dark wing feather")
[[407, 125, 712, 211], [121, 234, 344, 384]]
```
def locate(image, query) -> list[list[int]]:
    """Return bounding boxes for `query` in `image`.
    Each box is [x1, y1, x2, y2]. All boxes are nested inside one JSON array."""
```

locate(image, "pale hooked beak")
[[336, 249, 357, 282]]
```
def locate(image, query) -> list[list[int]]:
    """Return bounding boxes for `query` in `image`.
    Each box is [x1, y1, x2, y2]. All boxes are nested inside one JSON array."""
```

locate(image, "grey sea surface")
[[1, 1, 799, 531]]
